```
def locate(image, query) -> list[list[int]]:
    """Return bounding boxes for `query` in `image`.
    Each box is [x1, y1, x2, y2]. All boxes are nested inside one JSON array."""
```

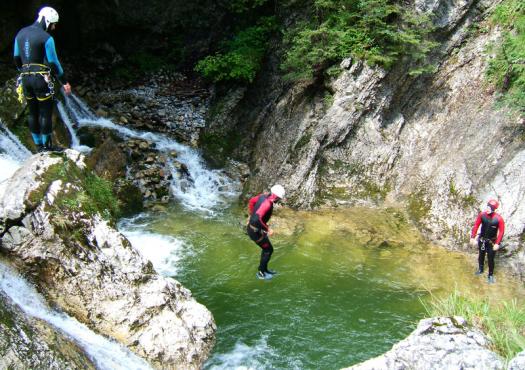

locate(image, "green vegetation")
[[195, 17, 277, 83], [28, 157, 121, 224], [486, 0, 525, 113], [423, 290, 525, 361], [449, 179, 478, 208], [281, 0, 438, 81], [407, 189, 431, 226]]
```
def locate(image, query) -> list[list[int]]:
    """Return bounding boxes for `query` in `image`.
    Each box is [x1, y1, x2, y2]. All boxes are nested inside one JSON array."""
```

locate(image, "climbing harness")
[[17, 63, 55, 102]]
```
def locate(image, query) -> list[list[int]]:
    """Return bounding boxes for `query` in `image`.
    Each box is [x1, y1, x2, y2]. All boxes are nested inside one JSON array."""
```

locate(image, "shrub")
[[423, 290, 525, 361], [281, 0, 438, 81], [195, 17, 277, 83], [486, 0, 525, 113]]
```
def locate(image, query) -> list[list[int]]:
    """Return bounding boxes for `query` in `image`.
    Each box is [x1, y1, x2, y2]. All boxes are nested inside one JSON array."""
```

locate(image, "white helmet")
[[270, 184, 285, 199], [38, 7, 59, 30]]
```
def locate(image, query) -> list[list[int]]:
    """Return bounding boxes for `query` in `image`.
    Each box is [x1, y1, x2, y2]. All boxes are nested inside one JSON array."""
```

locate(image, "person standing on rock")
[[247, 185, 285, 280], [13, 6, 72, 152], [470, 199, 505, 284]]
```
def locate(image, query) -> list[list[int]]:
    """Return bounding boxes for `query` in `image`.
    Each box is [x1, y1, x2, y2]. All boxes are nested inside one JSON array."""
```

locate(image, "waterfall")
[[56, 101, 91, 153], [60, 93, 239, 214], [0, 261, 153, 370], [0, 120, 30, 198], [0, 120, 31, 162]]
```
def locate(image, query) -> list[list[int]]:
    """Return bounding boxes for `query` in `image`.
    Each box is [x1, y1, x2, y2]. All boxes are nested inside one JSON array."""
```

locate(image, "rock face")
[[343, 317, 505, 370], [0, 151, 216, 369], [209, 0, 525, 278], [508, 350, 525, 370], [0, 288, 96, 370]]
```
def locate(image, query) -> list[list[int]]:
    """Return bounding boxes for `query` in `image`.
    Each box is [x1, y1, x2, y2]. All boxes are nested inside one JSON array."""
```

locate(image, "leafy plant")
[[486, 0, 525, 113], [281, 0, 438, 81], [423, 290, 525, 361], [195, 17, 277, 83]]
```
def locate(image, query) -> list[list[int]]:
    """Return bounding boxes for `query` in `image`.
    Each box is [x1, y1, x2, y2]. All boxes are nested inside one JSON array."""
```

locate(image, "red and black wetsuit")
[[247, 193, 278, 273], [471, 211, 505, 276]]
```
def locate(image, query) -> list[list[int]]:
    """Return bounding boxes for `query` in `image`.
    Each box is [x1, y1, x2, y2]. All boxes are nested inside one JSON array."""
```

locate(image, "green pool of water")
[[125, 205, 525, 369]]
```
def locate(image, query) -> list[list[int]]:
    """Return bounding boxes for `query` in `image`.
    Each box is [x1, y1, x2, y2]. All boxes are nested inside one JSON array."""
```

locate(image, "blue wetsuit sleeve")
[[13, 39, 22, 69], [45, 37, 67, 83]]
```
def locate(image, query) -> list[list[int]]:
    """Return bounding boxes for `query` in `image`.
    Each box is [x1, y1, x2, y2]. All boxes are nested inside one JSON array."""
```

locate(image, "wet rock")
[[343, 317, 504, 370], [509, 350, 525, 370], [0, 151, 216, 369]]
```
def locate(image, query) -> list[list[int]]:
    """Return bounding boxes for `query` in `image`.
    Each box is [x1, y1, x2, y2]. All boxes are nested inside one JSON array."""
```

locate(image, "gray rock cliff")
[[208, 0, 525, 279]]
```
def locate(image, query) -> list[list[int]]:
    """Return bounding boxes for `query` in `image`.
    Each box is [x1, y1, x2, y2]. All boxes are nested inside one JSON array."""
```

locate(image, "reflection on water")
[[121, 205, 525, 370]]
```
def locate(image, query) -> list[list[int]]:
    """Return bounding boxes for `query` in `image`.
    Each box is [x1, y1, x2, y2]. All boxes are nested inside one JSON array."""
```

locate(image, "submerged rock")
[[0, 150, 216, 369], [343, 316, 504, 370]]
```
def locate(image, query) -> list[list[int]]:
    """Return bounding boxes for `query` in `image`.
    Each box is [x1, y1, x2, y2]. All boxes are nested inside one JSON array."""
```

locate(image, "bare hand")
[[267, 229, 274, 236], [63, 83, 72, 95], [469, 238, 477, 247], [493, 244, 500, 251]]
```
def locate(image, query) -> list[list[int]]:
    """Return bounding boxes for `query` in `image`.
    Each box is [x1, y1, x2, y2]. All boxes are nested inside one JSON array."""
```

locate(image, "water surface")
[[121, 205, 525, 370]]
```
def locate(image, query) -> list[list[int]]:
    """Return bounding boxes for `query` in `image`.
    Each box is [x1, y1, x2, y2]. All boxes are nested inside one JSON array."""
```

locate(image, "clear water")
[[121, 204, 525, 370]]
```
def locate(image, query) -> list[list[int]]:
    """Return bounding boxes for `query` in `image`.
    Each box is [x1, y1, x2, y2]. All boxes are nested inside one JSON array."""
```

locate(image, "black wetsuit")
[[13, 21, 67, 148]]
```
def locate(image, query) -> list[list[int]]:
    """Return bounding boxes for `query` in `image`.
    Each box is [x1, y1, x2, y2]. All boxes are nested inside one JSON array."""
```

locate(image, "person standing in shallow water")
[[470, 199, 505, 284], [13, 6, 72, 152], [247, 185, 285, 280]]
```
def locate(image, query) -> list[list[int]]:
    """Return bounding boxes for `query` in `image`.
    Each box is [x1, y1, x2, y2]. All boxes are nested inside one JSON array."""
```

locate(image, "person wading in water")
[[470, 199, 505, 284], [13, 6, 72, 152], [247, 185, 286, 280]]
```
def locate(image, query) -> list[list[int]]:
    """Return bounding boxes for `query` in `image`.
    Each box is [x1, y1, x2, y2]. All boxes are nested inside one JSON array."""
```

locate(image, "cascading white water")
[[60, 93, 239, 215], [0, 120, 30, 198], [0, 261, 153, 370], [0, 120, 31, 162], [56, 101, 91, 153]]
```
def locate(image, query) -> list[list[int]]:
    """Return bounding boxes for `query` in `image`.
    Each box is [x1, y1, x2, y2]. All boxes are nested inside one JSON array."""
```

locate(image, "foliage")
[[281, 0, 438, 81], [195, 17, 277, 83], [422, 290, 525, 361], [486, 0, 525, 113]]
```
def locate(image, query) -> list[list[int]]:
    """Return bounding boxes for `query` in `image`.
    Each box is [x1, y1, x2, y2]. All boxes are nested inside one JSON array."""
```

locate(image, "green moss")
[[200, 130, 242, 166], [407, 190, 431, 226], [27, 157, 121, 225], [449, 179, 478, 208]]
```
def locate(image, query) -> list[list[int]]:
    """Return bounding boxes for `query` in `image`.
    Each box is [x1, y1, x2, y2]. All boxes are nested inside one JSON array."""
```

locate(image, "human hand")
[[493, 244, 500, 251], [267, 228, 274, 236], [62, 83, 72, 95], [469, 238, 477, 247]]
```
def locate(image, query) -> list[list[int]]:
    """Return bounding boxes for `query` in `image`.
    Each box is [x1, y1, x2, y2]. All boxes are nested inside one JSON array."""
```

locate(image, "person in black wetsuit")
[[470, 199, 505, 284], [13, 6, 72, 152], [246, 184, 285, 280]]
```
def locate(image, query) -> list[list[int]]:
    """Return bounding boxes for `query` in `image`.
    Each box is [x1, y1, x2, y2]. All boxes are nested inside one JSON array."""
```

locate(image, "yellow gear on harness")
[[16, 82, 25, 103]]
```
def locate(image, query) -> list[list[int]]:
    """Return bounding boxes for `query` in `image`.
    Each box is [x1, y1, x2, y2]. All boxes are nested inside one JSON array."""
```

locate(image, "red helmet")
[[487, 199, 499, 210]]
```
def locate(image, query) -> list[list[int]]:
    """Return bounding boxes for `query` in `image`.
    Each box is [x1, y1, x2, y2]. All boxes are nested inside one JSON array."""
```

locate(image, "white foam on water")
[[0, 261, 153, 370], [120, 225, 186, 277], [204, 336, 300, 370], [0, 120, 31, 162]]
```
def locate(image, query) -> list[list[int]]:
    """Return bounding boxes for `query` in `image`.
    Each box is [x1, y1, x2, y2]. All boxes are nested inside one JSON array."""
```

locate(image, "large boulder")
[[343, 316, 504, 370], [0, 150, 216, 369]]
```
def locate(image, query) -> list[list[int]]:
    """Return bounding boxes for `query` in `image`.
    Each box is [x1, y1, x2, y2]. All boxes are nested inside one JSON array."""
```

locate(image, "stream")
[[1, 91, 524, 369]]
